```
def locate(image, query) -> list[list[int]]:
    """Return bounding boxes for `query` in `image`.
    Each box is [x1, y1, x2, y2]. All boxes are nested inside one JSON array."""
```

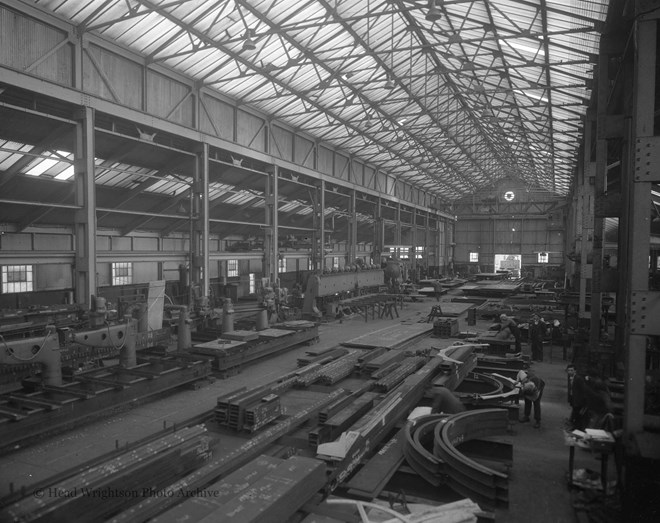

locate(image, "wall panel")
[[318, 146, 333, 175], [133, 237, 158, 251], [294, 135, 315, 168], [83, 44, 143, 109], [335, 154, 349, 181], [36, 264, 71, 290], [364, 166, 376, 190], [34, 233, 72, 250], [111, 236, 132, 250], [162, 237, 187, 251], [97, 236, 111, 250], [376, 172, 387, 193], [236, 109, 266, 151], [352, 161, 364, 186], [0, 6, 73, 86], [1, 233, 31, 250], [133, 262, 158, 283], [199, 94, 234, 141], [146, 70, 194, 127], [271, 125, 294, 161]]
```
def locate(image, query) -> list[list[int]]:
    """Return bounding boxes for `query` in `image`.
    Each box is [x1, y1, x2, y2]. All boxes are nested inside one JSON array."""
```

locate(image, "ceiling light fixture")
[[426, 0, 443, 22], [384, 75, 395, 90], [242, 29, 257, 51]]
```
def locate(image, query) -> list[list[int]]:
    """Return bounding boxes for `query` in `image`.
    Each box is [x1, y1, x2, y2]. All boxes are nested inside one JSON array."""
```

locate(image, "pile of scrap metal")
[[403, 409, 512, 508]]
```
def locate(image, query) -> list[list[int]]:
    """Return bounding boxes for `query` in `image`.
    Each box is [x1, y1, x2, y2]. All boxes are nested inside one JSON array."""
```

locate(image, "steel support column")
[[373, 198, 384, 264], [192, 143, 210, 300], [264, 165, 279, 284], [348, 189, 357, 265], [623, 10, 657, 438], [590, 49, 611, 351], [411, 208, 417, 275], [73, 106, 96, 308]]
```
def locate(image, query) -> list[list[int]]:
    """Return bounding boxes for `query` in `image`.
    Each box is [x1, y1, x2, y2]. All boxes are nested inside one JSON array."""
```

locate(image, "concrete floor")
[[0, 296, 612, 522]]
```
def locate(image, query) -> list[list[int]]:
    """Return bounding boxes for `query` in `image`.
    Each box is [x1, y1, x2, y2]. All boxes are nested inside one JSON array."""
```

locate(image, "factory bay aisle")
[[0, 298, 614, 522]]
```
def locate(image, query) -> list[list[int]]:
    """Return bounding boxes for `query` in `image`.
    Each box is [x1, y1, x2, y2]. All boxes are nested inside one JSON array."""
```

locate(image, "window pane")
[[1, 265, 33, 293]]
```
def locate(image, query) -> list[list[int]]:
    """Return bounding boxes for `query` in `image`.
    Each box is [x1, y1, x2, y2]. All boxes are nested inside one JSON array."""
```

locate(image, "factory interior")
[[0, 0, 658, 521]]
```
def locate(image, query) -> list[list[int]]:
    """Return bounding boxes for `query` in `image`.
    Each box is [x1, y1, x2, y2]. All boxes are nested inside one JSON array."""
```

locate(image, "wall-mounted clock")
[[504, 191, 515, 202]]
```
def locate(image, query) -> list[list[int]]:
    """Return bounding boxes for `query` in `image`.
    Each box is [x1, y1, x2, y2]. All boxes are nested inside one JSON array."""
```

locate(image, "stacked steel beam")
[[317, 355, 361, 385], [111, 389, 347, 522], [318, 383, 373, 424], [293, 352, 359, 387], [1, 425, 210, 523], [214, 377, 301, 432], [243, 394, 282, 433], [308, 393, 377, 448], [373, 356, 426, 392], [322, 357, 446, 489], [362, 350, 406, 375], [296, 347, 348, 366], [433, 318, 460, 337]]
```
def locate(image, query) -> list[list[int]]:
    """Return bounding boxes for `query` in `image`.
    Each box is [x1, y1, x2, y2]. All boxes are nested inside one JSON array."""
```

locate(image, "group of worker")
[[496, 312, 553, 361], [430, 312, 613, 433]]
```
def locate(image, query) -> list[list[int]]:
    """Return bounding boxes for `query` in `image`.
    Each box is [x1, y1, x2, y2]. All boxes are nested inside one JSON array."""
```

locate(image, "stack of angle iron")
[[1, 425, 210, 523], [362, 350, 407, 375], [373, 356, 427, 392], [308, 392, 380, 448], [293, 351, 360, 387]]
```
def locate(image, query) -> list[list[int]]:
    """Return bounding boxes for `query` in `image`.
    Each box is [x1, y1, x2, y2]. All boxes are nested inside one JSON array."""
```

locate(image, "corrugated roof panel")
[[28, 0, 611, 200]]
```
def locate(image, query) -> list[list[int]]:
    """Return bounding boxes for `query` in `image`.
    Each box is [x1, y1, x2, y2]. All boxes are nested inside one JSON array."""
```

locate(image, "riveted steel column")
[[73, 106, 96, 308], [264, 165, 279, 283], [373, 197, 384, 264], [624, 10, 657, 437], [348, 189, 357, 264], [590, 49, 611, 352], [411, 207, 417, 276], [193, 143, 210, 300]]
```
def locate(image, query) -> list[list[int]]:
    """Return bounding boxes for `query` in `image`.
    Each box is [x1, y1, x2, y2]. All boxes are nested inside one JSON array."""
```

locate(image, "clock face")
[[504, 191, 515, 201]]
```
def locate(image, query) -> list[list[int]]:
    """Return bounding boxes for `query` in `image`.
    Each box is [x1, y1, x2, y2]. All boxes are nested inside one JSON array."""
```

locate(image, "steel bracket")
[[631, 291, 660, 334], [634, 137, 660, 181]]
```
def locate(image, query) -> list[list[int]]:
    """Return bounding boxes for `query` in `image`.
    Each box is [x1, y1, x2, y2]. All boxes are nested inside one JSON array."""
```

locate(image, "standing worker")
[[529, 314, 547, 362], [516, 370, 545, 428], [500, 314, 522, 353]]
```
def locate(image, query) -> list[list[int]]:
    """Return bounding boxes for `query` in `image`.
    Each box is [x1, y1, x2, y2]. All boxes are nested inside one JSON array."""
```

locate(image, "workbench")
[[565, 429, 616, 494]]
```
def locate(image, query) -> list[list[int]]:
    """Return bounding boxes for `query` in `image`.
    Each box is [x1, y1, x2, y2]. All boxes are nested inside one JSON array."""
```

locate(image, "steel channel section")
[[402, 415, 448, 487], [433, 409, 510, 506]]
